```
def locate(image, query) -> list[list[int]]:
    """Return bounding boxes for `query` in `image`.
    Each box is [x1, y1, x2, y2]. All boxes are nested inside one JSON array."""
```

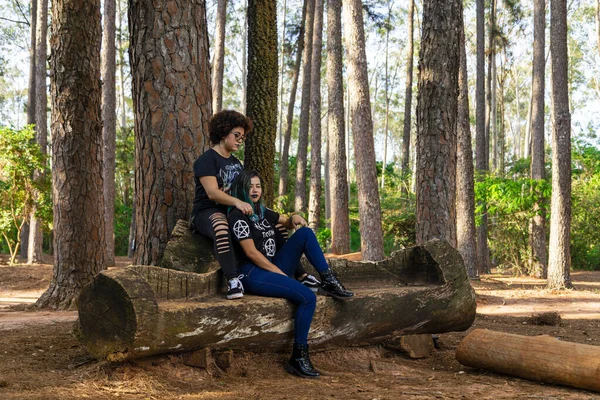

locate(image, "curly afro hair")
[[209, 110, 253, 145]]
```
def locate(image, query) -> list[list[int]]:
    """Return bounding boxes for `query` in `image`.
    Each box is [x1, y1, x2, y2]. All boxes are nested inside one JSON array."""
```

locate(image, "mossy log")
[[77, 239, 476, 361]]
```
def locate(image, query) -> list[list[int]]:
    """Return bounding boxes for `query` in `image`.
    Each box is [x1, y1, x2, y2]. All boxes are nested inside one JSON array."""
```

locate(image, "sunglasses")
[[232, 131, 246, 142]]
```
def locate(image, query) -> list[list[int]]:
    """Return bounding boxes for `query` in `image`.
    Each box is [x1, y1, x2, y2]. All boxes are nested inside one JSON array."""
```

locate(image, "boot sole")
[[317, 287, 353, 301], [284, 362, 320, 379]]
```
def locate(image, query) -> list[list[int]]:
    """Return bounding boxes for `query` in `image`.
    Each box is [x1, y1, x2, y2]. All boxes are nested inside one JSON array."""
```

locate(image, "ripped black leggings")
[[194, 208, 238, 280]]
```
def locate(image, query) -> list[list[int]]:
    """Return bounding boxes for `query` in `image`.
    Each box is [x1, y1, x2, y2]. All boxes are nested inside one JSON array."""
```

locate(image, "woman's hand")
[[290, 214, 307, 229], [235, 200, 253, 215]]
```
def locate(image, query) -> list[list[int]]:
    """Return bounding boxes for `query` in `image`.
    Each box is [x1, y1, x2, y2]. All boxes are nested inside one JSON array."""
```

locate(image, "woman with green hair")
[[228, 170, 353, 379]]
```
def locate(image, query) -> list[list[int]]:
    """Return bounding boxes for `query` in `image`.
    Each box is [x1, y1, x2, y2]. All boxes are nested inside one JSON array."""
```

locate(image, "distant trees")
[[547, 0, 572, 290], [343, 0, 384, 260]]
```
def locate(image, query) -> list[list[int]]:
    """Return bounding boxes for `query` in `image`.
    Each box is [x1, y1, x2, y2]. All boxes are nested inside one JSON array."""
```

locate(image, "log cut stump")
[[456, 329, 600, 393], [77, 239, 476, 361], [160, 220, 220, 274]]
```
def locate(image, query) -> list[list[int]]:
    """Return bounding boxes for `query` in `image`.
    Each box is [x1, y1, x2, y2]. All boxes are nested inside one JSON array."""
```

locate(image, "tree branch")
[[11, 0, 30, 26], [0, 16, 29, 25]]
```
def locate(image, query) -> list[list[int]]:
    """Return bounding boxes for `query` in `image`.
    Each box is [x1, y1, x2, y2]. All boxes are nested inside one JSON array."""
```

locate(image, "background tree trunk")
[[307, 0, 323, 229], [28, 0, 48, 265], [277, 0, 306, 210], [456, 14, 478, 279], [343, 0, 385, 261], [244, 0, 278, 206], [21, 0, 38, 260], [415, 0, 460, 247], [401, 0, 415, 184], [475, 0, 491, 274], [529, 0, 548, 279], [102, 0, 117, 267], [36, 0, 105, 309], [547, 0, 572, 290], [327, 0, 349, 254], [129, 0, 212, 265], [294, 0, 314, 213], [212, 0, 227, 113], [277, 0, 287, 156]]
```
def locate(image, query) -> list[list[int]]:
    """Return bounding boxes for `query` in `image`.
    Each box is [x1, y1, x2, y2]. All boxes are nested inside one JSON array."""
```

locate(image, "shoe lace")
[[229, 274, 245, 291]]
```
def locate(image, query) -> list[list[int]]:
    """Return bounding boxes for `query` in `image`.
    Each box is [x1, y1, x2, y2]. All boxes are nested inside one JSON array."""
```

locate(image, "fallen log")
[[456, 329, 600, 393], [77, 239, 476, 361]]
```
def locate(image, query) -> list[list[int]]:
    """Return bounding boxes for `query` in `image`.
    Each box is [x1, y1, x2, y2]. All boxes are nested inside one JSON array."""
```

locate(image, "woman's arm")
[[238, 239, 287, 275], [200, 176, 253, 214], [278, 213, 308, 230]]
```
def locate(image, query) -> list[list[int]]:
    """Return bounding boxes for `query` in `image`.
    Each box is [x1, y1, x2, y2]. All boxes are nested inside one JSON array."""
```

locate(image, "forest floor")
[[1, 255, 600, 399]]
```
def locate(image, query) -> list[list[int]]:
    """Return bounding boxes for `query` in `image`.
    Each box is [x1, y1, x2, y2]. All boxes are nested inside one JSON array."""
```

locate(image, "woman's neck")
[[212, 143, 231, 158]]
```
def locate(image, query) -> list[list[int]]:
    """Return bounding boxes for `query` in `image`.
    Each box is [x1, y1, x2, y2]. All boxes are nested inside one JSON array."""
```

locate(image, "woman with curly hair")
[[191, 110, 254, 300], [227, 170, 353, 378]]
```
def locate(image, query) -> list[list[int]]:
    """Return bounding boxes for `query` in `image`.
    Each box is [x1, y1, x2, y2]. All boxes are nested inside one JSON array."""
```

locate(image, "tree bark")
[[327, 0, 349, 254], [400, 0, 414, 179], [307, 0, 323, 230], [102, 0, 117, 267], [212, 0, 227, 113], [475, 0, 491, 274], [277, 0, 306, 210], [277, 0, 287, 156], [244, 0, 278, 207], [529, 0, 547, 279], [77, 240, 476, 361], [294, 0, 314, 213], [36, 0, 105, 309], [547, 0, 572, 290], [28, 0, 48, 265], [456, 15, 478, 279], [343, 0, 385, 261], [415, 0, 461, 247], [117, 0, 127, 130], [457, 329, 600, 393], [129, 0, 212, 265], [21, 0, 38, 260]]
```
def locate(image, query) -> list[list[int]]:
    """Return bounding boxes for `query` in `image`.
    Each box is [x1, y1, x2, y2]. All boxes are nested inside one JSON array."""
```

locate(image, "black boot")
[[284, 343, 320, 379], [318, 269, 354, 300]]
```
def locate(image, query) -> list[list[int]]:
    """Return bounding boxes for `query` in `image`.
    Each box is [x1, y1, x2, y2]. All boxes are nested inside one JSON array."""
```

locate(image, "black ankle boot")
[[318, 269, 354, 300], [284, 343, 320, 379]]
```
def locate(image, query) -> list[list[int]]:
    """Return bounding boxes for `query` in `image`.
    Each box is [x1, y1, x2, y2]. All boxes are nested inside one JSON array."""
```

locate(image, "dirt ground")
[[1, 256, 600, 399]]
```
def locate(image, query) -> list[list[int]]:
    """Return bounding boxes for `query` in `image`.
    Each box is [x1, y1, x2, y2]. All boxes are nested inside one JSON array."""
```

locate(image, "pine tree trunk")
[[401, 0, 414, 180], [245, 0, 278, 207], [212, 0, 227, 113], [529, 0, 548, 279], [129, 0, 212, 265], [327, 0, 349, 254], [28, 0, 48, 265], [547, 0, 572, 290], [241, 0, 248, 112], [381, 17, 391, 190], [307, 0, 323, 230], [456, 15, 478, 279], [343, 0, 384, 261], [21, 0, 38, 260], [277, 0, 287, 156], [117, 0, 127, 130], [415, 0, 460, 247], [277, 0, 306, 210], [36, 0, 105, 309], [294, 0, 315, 213], [102, 0, 117, 267], [475, 0, 491, 274], [491, 49, 497, 172]]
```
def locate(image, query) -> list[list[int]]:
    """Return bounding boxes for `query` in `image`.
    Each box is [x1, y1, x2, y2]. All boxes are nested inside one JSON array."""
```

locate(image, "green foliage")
[[474, 172, 550, 273], [0, 125, 50, 263]]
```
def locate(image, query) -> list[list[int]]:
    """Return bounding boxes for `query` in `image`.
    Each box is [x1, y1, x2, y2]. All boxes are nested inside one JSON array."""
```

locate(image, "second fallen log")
[[456, 329, 600, 393]]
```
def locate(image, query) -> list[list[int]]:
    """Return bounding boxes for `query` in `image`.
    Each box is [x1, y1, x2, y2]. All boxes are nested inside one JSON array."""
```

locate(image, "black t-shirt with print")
[[228, 207, 280, 266], [192, 148, 243, 214]]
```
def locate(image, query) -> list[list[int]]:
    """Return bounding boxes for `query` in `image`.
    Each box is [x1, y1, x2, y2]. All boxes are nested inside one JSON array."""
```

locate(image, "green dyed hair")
[[228, 170, 265, 222]]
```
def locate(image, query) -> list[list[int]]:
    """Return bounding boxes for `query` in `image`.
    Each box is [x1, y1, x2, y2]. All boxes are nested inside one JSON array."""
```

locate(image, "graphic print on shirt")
[[220, 163, 243, 194], [233, 219, 251, 240], [264, 238, 276, 257]]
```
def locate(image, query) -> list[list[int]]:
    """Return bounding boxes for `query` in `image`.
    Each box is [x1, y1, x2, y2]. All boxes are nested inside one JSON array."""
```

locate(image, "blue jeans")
[[238, 227, 329, 345]]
